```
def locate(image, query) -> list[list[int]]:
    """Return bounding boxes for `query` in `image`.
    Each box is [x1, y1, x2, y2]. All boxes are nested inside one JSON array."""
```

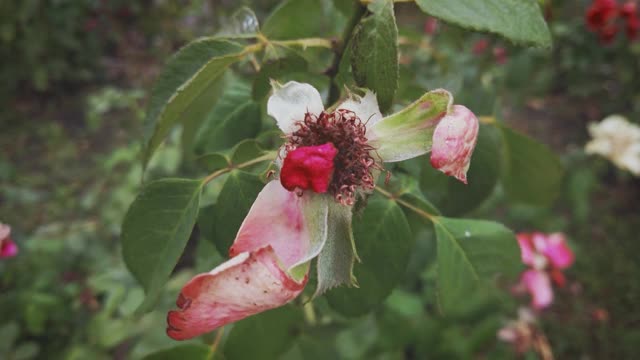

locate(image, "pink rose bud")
[[430, 105, 479, 184], [280, 143, 338, 193]]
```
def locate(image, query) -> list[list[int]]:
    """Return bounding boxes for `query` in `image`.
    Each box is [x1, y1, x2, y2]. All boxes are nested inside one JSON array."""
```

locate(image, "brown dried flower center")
[[284, 109, 382, 205]]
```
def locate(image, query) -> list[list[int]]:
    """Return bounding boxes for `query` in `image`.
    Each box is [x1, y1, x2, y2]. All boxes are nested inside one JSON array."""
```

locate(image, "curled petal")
[[280, 143, 338, 193], [167, 181, 328, 340], [429, 105, 479, 184], [337, 90, 383, 129], [167, 246, 307, 340], [267, 81, 324, 135], [521, 269, 553, 310]]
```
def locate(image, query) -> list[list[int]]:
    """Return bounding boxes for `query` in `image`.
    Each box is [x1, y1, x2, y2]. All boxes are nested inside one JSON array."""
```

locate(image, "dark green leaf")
[[351, 0, 398, 112], [194, 80, 261, 154], [327, 196, 412, 316], [415, 0, 551, 47], [142, 39, 245, 168], [213, 171, 264, 255], [262, 0, 324, 40], [121, 178, 202, 312], [500, 126, 563, 207], [419, 124, 501, 215], [224, 306, 303, 360], [433, 217, 522, 314], [142, 344, 210, 360]]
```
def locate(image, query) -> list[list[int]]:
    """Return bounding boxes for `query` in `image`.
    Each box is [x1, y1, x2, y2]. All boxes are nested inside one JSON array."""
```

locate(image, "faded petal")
[[167, 181, 328, 340], [0, 223, 10, 240], [337, 90, 383, 129], [167, 246, 306, 340], [229, 181, 328, 270], [280, 143, 338, 193], [521, 269, 553, 310], [267, 81, 324, 135], [429, 105, 479, 184], [368, 89, 452, 162]]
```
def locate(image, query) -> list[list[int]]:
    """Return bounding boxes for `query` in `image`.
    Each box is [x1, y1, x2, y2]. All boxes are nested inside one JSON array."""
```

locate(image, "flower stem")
[[375, 187, 436, 222], [207, 327, 225, 360], [327, 1, 367, 105], [202, 152, 277, 185]]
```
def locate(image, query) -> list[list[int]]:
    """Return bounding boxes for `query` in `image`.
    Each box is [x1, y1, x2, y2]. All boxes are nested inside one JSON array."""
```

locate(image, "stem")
[[375, 187, 436, 221], [274, 38, 334, 49], [302, 297, 318, 325], [202, 152, 277, 185], [207, 327, 225, 360], [327, 1, 367, 105]]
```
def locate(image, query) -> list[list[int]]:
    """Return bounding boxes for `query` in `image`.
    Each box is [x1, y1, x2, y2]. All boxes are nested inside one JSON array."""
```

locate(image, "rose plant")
[[120, 0, 564, 358]]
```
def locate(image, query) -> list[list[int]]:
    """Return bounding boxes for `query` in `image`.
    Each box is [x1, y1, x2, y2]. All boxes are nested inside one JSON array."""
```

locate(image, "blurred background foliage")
[[1, 0, 639, 359]]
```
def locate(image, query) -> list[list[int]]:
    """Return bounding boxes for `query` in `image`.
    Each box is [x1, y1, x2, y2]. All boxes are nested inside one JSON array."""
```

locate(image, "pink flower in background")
[[0, 223, 18, 259], [515, 232, 574, 309], [472, 39, 489, 55], [167, 81, 480, 340], [424, 17, 439, 35]]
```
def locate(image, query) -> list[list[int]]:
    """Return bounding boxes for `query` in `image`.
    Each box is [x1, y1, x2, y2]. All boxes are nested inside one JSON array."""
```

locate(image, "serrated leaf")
[[262, 0, 324, 40], [121, 178, 202, 312], [500, 126, 563, 207], [142, 344, 210, 360], [326, 196, 412, 316], [142, 38, 245, 168], [415, 0, 551, 47], [315, 202, 358, 297], [351, 0, 398, 112], [433, 217, 522, 314], [194, 80, 261, 154], [225, 306, 303, 360], [213, 171, 264, 255], [419, 124, 501, 215]]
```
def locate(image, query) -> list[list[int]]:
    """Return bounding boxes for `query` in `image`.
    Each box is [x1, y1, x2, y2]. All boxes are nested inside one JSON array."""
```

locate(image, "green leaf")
[[142, 38, 245, 168], [369, 89, 452, 162], [415, 0, 551, 47], [326, 196, 412, 316], [262, 0, 324, 40], [419, 124, 501, 215], [194, 80, 261, 154], [213, 171, 264, 255], [315, 202, 358, 296], [121, 178, 203, 312], [252, 46, 309, 100], [224, 306, 303, 360], [433, 217, 522, 314], [499, 126, 563, 207], [142, 344, 210, 360], [351, 0, 398, 112]]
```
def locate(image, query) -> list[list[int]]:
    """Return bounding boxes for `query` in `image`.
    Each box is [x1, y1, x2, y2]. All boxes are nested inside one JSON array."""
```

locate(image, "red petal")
[[280, 143, 337, 193]]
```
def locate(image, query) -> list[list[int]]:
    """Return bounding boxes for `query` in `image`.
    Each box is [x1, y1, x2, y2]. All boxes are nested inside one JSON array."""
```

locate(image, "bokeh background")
[[1, 0, 639, 359]]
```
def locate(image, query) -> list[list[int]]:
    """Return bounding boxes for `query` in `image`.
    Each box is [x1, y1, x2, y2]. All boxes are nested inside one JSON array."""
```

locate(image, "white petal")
[[267, 81, 324, 134], [337, 90, 383, 129]]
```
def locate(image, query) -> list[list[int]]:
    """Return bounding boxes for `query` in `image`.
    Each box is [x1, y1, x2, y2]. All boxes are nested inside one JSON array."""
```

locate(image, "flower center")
[[283, 110, 382, 206]]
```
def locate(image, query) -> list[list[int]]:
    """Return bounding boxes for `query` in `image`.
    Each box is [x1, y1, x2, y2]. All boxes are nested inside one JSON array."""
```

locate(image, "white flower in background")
[[585, 115, 640, 176]]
